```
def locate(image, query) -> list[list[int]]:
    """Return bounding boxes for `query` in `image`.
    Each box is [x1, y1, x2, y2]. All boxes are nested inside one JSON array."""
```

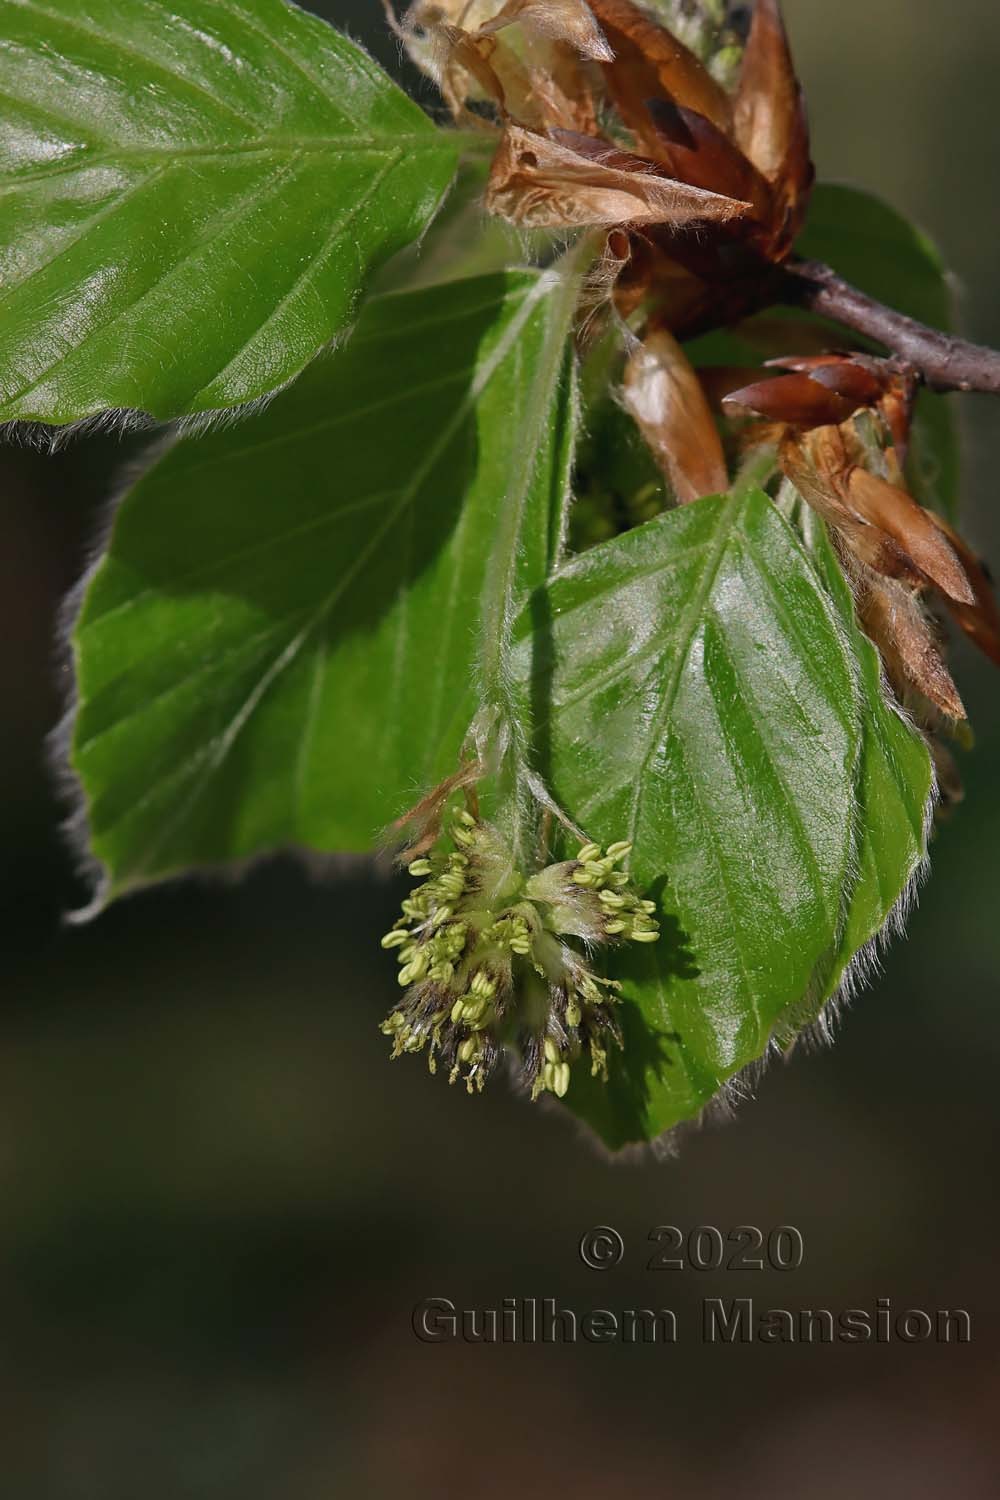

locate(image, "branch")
[[782, 258, 1000, 395]]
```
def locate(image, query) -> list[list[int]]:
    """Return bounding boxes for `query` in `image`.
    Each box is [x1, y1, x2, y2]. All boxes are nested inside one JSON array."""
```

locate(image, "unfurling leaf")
[[509, 487, 931, 1146]]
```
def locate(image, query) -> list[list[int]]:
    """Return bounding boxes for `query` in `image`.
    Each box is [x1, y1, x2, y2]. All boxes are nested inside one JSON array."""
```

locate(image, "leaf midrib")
[[623, 493, 743, 853], [1, 135, 453, 192], [84, 281, 553, 893], [613, 493, 771, 1041]]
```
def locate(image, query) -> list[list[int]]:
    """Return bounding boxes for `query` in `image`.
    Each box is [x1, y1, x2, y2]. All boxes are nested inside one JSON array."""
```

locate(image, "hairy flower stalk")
[[380, 807, 658, 1098]]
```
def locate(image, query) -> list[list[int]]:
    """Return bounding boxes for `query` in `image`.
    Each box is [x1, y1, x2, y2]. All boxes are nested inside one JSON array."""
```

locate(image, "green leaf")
[[511, 489, 865, 1146], [0, 0, 459, 425], [510, 485, 934, 1147], [796, 182, 959, 519], [795, 508, 932, 1014], [67, 269, 578, 910]]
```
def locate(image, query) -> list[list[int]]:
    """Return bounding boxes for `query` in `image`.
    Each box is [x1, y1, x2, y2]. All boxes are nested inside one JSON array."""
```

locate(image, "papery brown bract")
[[718, 322, 1000, 721], [926, 513, 1000, 668], [485, 123, 751, 227], [390, 0, 598, 129], [643, 96, 773, 217], [768, 354, 915, 454], [733, 0, 812, 221], [439, 24, 508, 119], [724, 353, 922, 478], [623, 328, 728, 503], [478, 0, 614, 61], [777, 425, 922, 586], [783, 359, 886, 408], [390, 0, 997, 728], [406, 0, 813, 328], [595, 0, 814, 333], [772, 420, 1000, 720], [854, 570, 966, 722], [589, 0, 733, 134], [778, 424, 971, 603], [844, 466, 973, 607]]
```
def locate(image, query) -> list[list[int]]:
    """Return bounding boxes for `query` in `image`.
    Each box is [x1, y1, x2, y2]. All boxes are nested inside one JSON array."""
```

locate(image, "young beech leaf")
[[508, 489, 931, 1148], [65, 270, 577, 912], [0, 0, 459, 426], [792, 506, 932, 1020]]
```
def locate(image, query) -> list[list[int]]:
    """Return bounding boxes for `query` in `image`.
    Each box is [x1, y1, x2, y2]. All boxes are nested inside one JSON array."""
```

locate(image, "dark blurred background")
[[2, 2, 998, 1495]]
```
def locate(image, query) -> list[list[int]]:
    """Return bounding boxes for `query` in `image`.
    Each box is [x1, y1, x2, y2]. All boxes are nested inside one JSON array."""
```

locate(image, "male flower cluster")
[[380, 809, 658, 1097]]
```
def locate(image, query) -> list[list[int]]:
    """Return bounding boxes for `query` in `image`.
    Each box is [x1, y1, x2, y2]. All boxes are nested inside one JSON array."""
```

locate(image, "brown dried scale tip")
[[722, 353, 911, 440], [623, 326, 728, 503]]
